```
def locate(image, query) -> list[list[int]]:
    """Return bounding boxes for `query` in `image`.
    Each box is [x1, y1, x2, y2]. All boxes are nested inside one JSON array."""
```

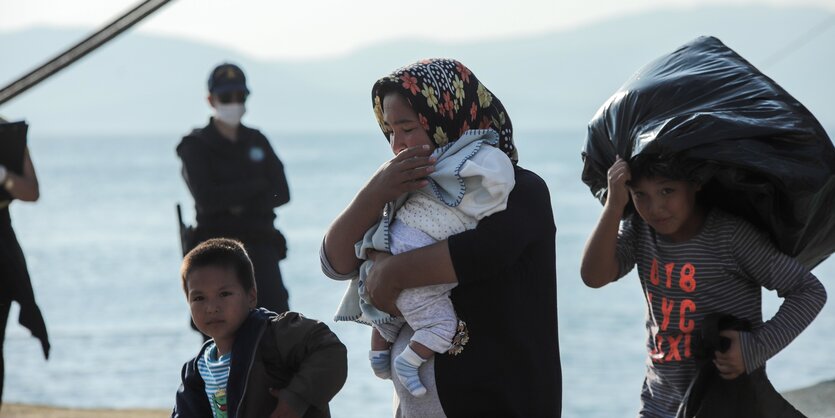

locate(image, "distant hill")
[[0, 5, 833, 136]]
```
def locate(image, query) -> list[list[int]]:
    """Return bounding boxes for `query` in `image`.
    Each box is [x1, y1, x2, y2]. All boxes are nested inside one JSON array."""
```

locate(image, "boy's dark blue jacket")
[[172, 308, 347, 418]]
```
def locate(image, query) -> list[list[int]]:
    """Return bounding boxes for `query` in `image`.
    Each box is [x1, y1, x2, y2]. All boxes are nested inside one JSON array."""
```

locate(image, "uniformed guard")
[[177, 63, 291, 316]]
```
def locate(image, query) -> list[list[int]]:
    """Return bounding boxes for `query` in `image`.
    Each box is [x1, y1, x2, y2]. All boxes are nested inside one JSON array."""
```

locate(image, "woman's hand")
[[606, 156, 631, 210], [365, 250, 403, 316], [363, 145, 435, 207], [714, 330, 746, 380]]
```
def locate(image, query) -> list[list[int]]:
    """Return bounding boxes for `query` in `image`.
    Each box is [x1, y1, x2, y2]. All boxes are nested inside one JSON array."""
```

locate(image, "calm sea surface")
[[5, 131, 834, 417]]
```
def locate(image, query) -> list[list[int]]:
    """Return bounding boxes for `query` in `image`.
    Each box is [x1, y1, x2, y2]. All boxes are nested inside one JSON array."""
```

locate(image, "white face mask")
[[214, 103, 246, 126]]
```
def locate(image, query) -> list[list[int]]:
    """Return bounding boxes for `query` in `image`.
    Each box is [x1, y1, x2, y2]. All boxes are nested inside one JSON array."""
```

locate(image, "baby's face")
[[186, 265, 256, 348], [382, 92, 433, 155]]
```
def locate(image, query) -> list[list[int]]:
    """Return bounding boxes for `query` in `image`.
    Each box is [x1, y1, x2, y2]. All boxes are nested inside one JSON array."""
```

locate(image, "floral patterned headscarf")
[[372, 58, 518, 164]]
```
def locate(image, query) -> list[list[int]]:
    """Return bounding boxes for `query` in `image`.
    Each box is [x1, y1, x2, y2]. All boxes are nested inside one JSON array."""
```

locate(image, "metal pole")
[[0, 0, 174, 107]]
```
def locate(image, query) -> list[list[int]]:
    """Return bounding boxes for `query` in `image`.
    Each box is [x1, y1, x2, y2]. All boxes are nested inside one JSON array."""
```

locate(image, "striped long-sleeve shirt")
[[197, 342, 232, 418], [615, 208, 826, 418]]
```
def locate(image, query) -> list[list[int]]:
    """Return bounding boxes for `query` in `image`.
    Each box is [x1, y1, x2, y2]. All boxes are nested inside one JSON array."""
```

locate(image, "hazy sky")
[[2, 0, 833, 59]]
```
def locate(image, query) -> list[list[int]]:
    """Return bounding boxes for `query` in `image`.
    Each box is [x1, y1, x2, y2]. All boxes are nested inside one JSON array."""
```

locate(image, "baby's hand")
[[714, 330, 746, 380], [268, 388, 301, 418], [606, 156, 631, 210]]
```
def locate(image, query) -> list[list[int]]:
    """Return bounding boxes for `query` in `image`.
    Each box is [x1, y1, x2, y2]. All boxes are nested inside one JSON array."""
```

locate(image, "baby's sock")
[[369, 350, 392, 380], [394, 346, 428, 397]]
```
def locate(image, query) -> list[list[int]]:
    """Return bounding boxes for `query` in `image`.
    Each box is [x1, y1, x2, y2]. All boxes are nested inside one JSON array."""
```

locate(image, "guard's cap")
[[208, 63, 250, 95]]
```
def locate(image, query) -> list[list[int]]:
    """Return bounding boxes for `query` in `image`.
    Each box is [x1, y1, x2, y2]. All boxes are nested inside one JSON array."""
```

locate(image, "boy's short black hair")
[[180, 238, 256, 295], [628, 153, 708, 185]]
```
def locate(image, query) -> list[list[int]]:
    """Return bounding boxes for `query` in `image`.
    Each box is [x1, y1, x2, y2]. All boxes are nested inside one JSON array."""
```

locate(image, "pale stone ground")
[[0, 404, 167, 418], [784, 380, 835, 418], [1, 380, 834, 418]]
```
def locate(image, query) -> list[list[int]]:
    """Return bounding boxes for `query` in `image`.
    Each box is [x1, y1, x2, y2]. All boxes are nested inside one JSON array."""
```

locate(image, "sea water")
[[4, 131, 834, 417]]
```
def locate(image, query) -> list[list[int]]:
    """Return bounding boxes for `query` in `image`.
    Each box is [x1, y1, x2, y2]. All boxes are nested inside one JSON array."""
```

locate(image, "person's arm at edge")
[[580, 156, 630, 288], [3, 148, 39, 202]]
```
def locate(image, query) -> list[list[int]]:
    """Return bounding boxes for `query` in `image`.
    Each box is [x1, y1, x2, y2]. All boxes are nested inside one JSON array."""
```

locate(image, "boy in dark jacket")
[[173, 238, 347, 418]]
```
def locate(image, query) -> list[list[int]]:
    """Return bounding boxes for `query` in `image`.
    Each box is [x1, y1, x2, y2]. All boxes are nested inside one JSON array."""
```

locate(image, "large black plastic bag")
[[581, 36, 835, 268]]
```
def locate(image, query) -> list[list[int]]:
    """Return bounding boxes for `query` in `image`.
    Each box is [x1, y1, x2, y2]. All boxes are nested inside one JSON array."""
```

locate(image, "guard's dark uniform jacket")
[[177, 118, 290, 251], [177, 119, 291, 312]]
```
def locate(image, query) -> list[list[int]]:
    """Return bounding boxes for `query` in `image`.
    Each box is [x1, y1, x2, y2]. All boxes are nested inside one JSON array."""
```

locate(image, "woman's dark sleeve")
[[447, 169, 555, 285]]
